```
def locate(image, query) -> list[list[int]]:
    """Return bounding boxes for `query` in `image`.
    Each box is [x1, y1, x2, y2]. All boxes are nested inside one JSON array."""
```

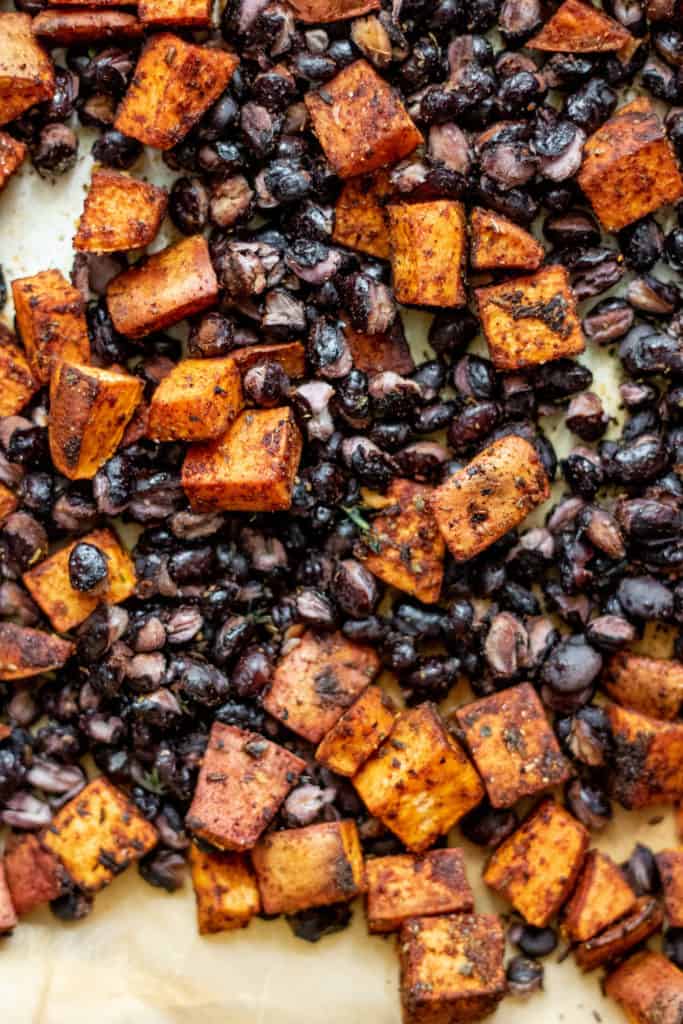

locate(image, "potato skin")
[[189, 845, 260, 935], [315, 685, 395, 777], [604, 652, 683, 721], [605, 951, 683, 1023], [0, 130, 26, 190], [0, 13, 56, 127], [366, 849, 473, 934], [562, 850, 636, 942], [148, 357, 243, 442], [388, 200, 467, 308], [3, 833, 62, 916], [333, 171, 391, 259], [230, 342, 306, 379], [139, 0, 212, 26], [0, 622, 73, 681], [12, 270, 90, 385], [75, 169, 167, 253], [607, 702, 683, 808], [305, 60, 421, 179], [0, 329, 39, 416], [575, 897, 663, 972], [528, 0, 631, 50], [469, 207, 544, 271], [32, 9, 143, 45]]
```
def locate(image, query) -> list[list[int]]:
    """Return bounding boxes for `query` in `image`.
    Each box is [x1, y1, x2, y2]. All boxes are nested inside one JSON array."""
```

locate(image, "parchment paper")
[[0, 82, 679, 1024]]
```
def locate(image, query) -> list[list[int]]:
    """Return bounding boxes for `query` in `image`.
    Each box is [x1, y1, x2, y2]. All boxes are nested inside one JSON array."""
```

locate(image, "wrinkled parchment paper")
[[0, 88, 679, 1024]]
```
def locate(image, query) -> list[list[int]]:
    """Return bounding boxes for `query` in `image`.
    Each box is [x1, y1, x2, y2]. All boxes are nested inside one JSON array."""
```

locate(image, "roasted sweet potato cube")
[[230, 342, 306, 379], [0, 13, 55, 126], [23, 528, 136, 633], [604, 652, 683, 721], [657, 850, 683, 928], [305, 60, 421, 179], [0, 623, 73, 681], [74, 170, 167, 253], [264, 630, 380, 744], [114, 33, 238, 150], [476, 264, 584, 371], [578, 99, 683, 232], [12, 270, 90, 385], [366, 849, 473, 934], [0, 333, 39, 416], [315, 685, 395, 776], [607, 702, 683, 808], [575, 897, 663, 972], [356, 479, 445, 604], [430, 435, 550, 562], [289, 0, 379, 21], [182, 407, 302, 513], [107, 235, 218, 339], [0, 864, 17, 934], [456, 683, 570, 809], [186, 722, 305, 851], [469, 207, 544, 271], [388, 200, 466, 308], [353, 704, 484, 853], [0, 483, 17, 526], [562, 850, 636, 942], [139, 0, 212, 26], [528, 0, 632, 50], [251, 820, 365, 915], [49, 361, 143, 480], [483, 799, 589, 927], [148, 357, 243, 442], [333, 171, 391, 259], [400, 914, 506, 1024], [42, 777, 157, 892], [606, 951, 683, 1023], [189, 844, 260, 934], [343, 320, 414, 376], [3, 833, 62, 916], [32, 9, 143, 45], [0, 131, 26, 190]]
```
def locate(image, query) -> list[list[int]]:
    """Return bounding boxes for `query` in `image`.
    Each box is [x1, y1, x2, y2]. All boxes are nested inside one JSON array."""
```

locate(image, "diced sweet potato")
[[23, 528, 136, 633], [74, 169, 167, 253], [148, 357, 243, 442], [0, 623, 73, 681], [289, 0, 379, 21], [343, 320, 414, 376], [483, 799, 589, 927], [0, 483, 17, 526], [578, 98, 683, 232], [476, 264, 584, 371], [604, 652, 683, 721], [0, 332, 39, 416], [606, 951, 683, 1023], [264, 630, 380, 744], [469, 207, 544, 271], [456, 683, 570, 809], [430, 435, 550, 562], [366, 849, 473, 934], [400, 914, 506, 1024], [42, 777, 158, 892], [139, 0, 211, 26], [12, 270, 90, 385], [186, 722, 305, 851], [3, 833, 62, 916], [107, 235, 218, 339], [353, 703, 485, 853], [356, 478, 445, 603], [0, 864, 17, 934], [189, 844, 260, 934], [230, 342, 306, 379], [332, 171, 391, 259], [528, 0, 632, 51], [49, 361, 144, 480], [315, 685, 395, 776], [0, 131, 26, 190], [657, 850, 683, 928], [251, 820, 365, 915], [607, 702, 683, 808], [562, 850, 636, 942], [114, 33, 238, 150], [47, 0, 136, 5], [182, 407, 302, 513], [33, 9, 143, 45], [388, 200, 466, 308], [0, 13, 55, 126], [0, 725, 9, 742], [575, 897, 663, 972], [305, 60, 421, 179]]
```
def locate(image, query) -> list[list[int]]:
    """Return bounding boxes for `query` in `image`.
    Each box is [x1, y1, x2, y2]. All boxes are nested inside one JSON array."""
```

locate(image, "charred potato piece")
[[148, 357, 243, 442], [483, 799, 589, 927], [315, 685, 396, 777], [251, 820, 365, 915], [189, 844, 260, 934], [574, 897, 663, 972], [230, 342, 306, 379], [0, 623, 73, 681], [42, 777, 157, 892], [0, 483, 17, 526], [604, 652, 683, 721], [430, 435, 550, 562], [469, 207, 544, 271], [114, 33, 238, 150], [74, 169, 167, 253], [139, 0, 212, 26], [12, 269, 90, 385], [3, 833, 62, 916], [289, 0, 379, 22], [562, 850, 636, 943], [49, 361, 144, 480], [0, 331, 39, 416], [400, 914, 506, 1024], [528, 0, 632, 50], [343, 320, 414, 376], [0, 13, 55, 126], [264, 630, 380, 744], [366, 849, 473, 934], [606, 951, 683, 1023], [578, 99, 683, 232], [107, 235, 218, 339], [476, 264, 584, 371], [456, 683, 570, 809], [23, 528, 136, 633], [353, 703, 484, 853], [657, 850, 683, 928], [0, 131, 26, 190], [186, 722, 306, 852], [182, 407, 302, 513], [388, 200, 466, 308], [0, 864, 17, 934], [305, 60, 421, 179], [32, 9, 143, 45], [607, 702, 683, 809], [332, 171, 391, 259]]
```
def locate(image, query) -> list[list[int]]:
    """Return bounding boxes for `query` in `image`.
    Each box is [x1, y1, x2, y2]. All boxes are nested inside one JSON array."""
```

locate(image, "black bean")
[[624, 843, 660, 896], [506, 956, 543, 997]]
